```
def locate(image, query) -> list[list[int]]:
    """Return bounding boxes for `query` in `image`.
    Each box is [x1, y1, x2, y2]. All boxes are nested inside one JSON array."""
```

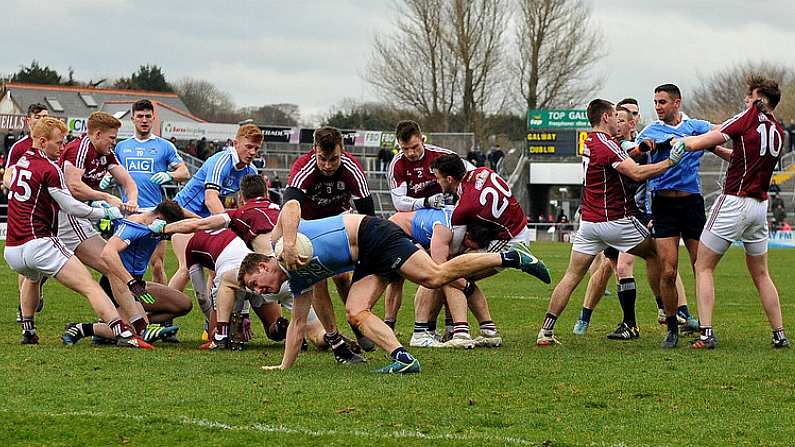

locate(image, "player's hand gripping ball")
[[274, 233, 314, 270]]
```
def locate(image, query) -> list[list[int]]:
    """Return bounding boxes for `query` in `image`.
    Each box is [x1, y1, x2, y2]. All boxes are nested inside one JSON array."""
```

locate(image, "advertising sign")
[[527, 109, 589, 129]]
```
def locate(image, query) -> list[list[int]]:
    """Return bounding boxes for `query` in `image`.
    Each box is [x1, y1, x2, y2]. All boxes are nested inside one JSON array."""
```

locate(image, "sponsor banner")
[[161, 121, 238, 141], [381, 133, 396, 148], [68, 117, 88, 134], [527, 109, 589, 129], [261, 126, 298, 143], [0, 114, 26, 130], [363, 131, 383, 147]]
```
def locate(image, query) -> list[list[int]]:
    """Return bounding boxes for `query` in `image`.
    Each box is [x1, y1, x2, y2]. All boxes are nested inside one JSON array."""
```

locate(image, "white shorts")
[[213, 237, 250, 291], [4, 237, 73, 282], [57, 211, 99, 251], [702, 194, 768, 256], [573, 217, 650, 256], [484, 226, 531, 253]]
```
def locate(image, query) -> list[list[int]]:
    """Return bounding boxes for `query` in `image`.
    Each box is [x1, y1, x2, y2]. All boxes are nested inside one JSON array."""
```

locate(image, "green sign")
[[527, 109, 589, 129]]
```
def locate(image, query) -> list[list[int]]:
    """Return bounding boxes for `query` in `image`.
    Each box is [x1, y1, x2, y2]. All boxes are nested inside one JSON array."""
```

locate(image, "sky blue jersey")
[[636, 113, 712, 194], [115, 135, 183, 209], [113, 219, 161, 277], [411, 206, 453, 249], [174, 148, 257, 217], [286, 214, 355, 296]]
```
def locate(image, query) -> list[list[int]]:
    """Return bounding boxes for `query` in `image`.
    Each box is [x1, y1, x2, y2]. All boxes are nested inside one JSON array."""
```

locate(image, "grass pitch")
[[1, 241, 794, 446]]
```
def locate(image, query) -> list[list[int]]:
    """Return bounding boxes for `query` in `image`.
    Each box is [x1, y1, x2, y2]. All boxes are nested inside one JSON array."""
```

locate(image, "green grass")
[[2, 241, 794, 446]]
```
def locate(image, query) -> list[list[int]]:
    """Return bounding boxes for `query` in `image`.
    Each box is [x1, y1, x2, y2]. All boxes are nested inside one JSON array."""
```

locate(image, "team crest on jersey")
[[99, 156, 107, 164], [474, 170, 489, 190], [150, 148, 158, 155], [336, 181, 345, 190], [758, 113, 770, 123]]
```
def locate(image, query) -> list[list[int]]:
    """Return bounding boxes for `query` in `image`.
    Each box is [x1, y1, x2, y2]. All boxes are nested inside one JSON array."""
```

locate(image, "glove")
[[104, 206, 123, 220], [148, 219, 166, 235], [150, 171, 173, 185], [241, 314, 253, 342], [127, 278, 156, 304], [268, 317, 290, 341], [668, 140, 686, 166], [423, 193, 445, 209], [638, 139, 656, 153], [99, 175, 114, 190]]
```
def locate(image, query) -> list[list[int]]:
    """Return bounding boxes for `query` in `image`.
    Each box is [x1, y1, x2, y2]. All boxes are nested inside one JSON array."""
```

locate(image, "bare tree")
[[174, 78, 238, 122], [365, 0, 459, 131], [689, 61, 795, 124], [513, 0, 604, 111], [445, 0, 508, 135]]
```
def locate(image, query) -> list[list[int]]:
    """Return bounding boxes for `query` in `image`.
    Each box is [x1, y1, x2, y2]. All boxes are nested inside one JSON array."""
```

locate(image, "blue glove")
[[148, 219, 166, 235], [150, 172, 173, 185], [104, 206, 123, 220], [99, 175, 114, 190]]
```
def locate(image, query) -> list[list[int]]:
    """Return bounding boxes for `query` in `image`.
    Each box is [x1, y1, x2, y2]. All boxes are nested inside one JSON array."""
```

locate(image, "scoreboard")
[[527, 129, 589, 156]]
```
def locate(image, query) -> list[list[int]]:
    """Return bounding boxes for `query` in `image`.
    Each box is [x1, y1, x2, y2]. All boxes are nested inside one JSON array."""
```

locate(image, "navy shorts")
[[352, 216, 420, 283], [652, 194, 705, 240]]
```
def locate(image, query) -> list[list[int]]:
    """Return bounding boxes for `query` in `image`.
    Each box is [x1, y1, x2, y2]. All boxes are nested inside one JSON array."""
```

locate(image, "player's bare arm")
[[268, 290, 312, 370], [163, 214, 229, 234], [615, 156, 675, 182], [169, 162, 191, 183], [203, 188, 225, 215], [63, 162, 122, 207], [274, 200, 306, 270], [108, 164, 138, 212], [100, 236, 136, 285]]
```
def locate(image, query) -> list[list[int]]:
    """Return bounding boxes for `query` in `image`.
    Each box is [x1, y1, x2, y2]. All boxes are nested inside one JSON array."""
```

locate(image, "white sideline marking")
[[2, 409, 534, 445]]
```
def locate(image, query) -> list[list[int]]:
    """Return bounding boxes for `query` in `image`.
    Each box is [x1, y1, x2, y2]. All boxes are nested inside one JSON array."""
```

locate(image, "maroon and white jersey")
[[388, 144, 455, 211], [720, 102, 784, 201], [451, 167, 527, 240], [5, 149, 68, 246], [5, 135, 32, 169], [184, 228, 238, 271], [580, 132, 636, 223], [225, 197, 280, 246], [59, 135, 119, 190], [288, 150, 370, 219]]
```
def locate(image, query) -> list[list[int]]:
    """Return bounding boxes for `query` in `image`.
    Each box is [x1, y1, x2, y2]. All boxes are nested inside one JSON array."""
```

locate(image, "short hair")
[[313, 127, 343, 153], [240, 174, 267, 200], [153, 199, 185, 223], [132, 99, 154, 114], [466, 222, 498, 249], [87, 111, 122, 133], [31, 116, 67, 139], [654, 84, 681, 100], [616, 105, 632, 117], [747, 75, 781, 109], [237, 252, 273, 287], [430, 153, 467, 180], [616, 98, 638, 107], [395, 120, 422, 142], [587, 99, 615, 126], [237, 124, 264, 144], [27, 103, 48, 116]]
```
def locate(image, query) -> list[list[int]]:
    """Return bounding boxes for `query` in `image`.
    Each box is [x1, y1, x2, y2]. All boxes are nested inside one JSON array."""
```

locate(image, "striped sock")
[[21, 317, 35, 334], [413, 322, 429, 334], [773, 327, 786, 341], [479, 320, 497, 333], [215, 322, 229, 340], [700, 325, 713, 339], [109, 318, 133, 338], [428, 319, 438, 332], [452, 321, 469, 336], [384, 319, 396, 330], [323, 330, 345, 350], [542, 312, 558, 331], [130, 316, 147, 335]]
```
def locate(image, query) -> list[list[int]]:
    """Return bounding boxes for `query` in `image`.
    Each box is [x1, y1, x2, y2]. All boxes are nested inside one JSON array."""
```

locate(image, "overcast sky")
[[3, 0, 794, 124]]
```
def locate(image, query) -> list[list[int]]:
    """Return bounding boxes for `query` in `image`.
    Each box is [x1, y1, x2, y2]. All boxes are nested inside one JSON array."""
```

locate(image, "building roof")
[[0, 82, 202, 122]]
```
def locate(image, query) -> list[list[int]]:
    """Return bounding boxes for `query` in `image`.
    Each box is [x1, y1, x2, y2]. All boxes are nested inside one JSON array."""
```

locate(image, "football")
[[274, 232, 314, 265]]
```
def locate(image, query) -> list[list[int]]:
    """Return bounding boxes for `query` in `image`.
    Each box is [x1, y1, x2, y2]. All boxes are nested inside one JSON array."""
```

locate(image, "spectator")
[[773, 203, 787, 228], [782, 221, 792, 232], [196, 137, 208, 159], [186, 139, 197, 157], [170, 136, 179, 149], [270, 172, 283, 191], [377, 146, 393, 171], [4, 132, 17, 152], [268, 172, 283, 205], [467, 146, 486, 167], [771, 192, 785, 211], [769, 179, 781, 194], [788, 119, 795, 153], [488, 144, 505, 174]]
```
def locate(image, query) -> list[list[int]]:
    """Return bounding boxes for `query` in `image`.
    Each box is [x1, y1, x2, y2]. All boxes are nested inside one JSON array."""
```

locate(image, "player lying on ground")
[[238, 200, 550, 373], [62, 200, 192, 345], [3, 117, 150, 348], [674, 76, 789, 349]]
